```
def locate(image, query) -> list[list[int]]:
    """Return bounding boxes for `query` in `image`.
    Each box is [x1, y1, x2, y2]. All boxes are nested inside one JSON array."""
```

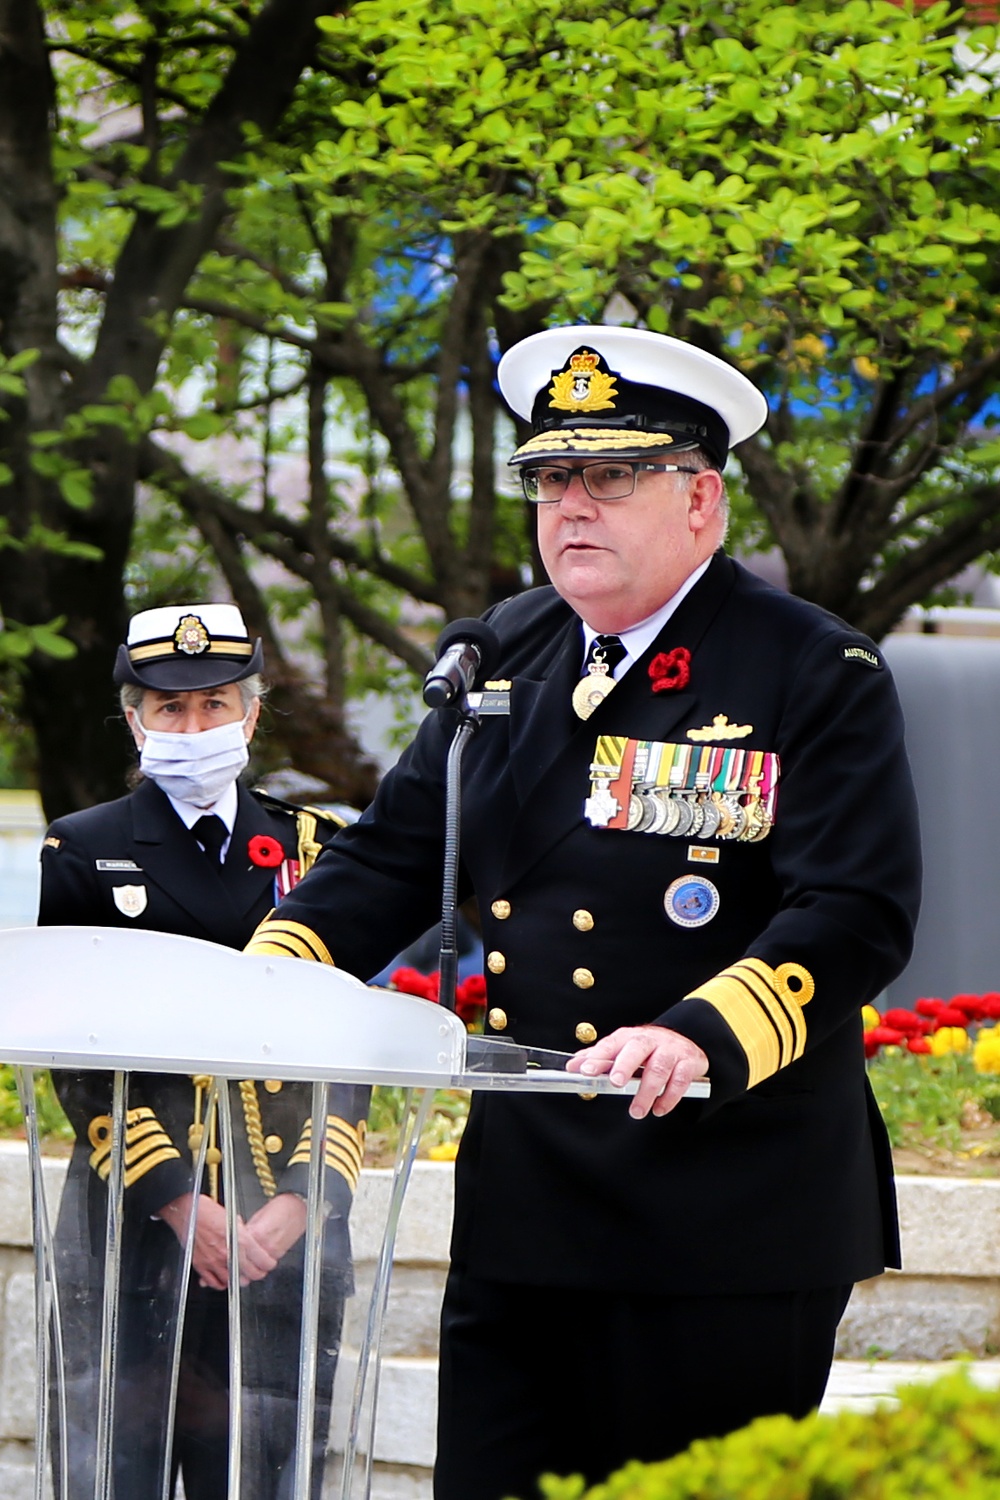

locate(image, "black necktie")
[[583, 634, 627, 677], [193, 814, 227, 865]]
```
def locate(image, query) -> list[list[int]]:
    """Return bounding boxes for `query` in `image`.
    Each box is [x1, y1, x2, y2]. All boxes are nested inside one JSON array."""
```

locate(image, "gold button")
[[572, 909, 594, 932], [487, 951, 506, 974], [264, 1134, 283, 1154], [575, 1021, 597, 1044], [488, 1008, 508, 1031], [579, 1092, 597, 1102], [264, 1079, 282, 1094], [572, 968, 595, 990], [491, 899, 511, 920]]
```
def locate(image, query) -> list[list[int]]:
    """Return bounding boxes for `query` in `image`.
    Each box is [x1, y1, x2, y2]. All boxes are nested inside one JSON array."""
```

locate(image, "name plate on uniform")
[[465, 686, 511, 715], [584, 735, 780, 842]]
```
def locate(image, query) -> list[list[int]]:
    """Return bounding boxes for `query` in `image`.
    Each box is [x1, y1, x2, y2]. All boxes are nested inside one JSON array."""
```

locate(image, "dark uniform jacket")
[[250, 554, 921, 1296], [38, 779, 367, 1244]]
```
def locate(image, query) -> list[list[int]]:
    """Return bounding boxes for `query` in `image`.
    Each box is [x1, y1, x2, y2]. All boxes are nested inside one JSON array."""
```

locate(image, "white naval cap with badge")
[[114, 602, 264, 693], [498, 324, 768, 471]]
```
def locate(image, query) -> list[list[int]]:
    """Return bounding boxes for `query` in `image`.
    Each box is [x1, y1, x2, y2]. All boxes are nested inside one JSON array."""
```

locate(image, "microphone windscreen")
[[434, 618, 501, 684]]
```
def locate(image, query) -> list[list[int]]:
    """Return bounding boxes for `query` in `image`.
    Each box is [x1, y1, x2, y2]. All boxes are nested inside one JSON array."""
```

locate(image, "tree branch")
[[83, 0, 347, 401], [137, 434, 443, 605], [850, 486, 1000, 637]]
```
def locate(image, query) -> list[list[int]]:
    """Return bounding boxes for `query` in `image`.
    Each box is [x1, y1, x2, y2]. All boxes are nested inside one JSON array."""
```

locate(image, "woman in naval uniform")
[[38, 602, 367, 1500]]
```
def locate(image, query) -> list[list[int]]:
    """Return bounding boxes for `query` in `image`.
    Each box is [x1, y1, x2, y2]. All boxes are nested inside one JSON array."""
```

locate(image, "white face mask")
[[135, 714, 250, 806]]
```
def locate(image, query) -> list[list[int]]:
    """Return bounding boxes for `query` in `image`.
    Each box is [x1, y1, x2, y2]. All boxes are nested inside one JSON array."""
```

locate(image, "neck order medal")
[[573, 648, 616, 721]]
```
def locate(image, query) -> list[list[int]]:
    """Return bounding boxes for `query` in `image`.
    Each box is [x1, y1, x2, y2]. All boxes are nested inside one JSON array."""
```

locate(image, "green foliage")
[[13, 0, 1000, 808], [366, 1086, 469, 1160], [299, 0, 1000, 632], [309, 0, 1000, 361], [0, 1068, 72, 1143], [868, 1047, 1000, 1157], [531, 1369, 1000, 1499], [0, 616, 78, 666]]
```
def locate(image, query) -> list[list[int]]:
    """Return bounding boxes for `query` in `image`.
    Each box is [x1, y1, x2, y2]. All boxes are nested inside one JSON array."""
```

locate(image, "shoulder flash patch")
[[42, 836, 61, 851], [841, 644, 882, 670]]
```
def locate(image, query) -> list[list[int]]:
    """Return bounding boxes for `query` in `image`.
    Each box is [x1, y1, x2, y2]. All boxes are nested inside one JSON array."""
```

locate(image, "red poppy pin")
[[248, 834, 284, 868], [649, 648, 691, 693]]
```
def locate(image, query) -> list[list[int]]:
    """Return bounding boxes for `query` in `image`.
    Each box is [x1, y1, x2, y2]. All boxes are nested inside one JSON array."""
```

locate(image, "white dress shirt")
[[166, 779, 239, 862], [580, 557, 712, 680]]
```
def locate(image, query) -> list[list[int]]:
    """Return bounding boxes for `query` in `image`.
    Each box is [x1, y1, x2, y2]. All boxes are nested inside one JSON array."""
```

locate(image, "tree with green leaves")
[[0, 0, 369, 817], [4, 0, 1000, 817]]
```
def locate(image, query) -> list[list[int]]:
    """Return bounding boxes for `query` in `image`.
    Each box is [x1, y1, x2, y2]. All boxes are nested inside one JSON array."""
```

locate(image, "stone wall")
[[0, 1144, 995, 1498], [836, 1176, 1000, 1361]]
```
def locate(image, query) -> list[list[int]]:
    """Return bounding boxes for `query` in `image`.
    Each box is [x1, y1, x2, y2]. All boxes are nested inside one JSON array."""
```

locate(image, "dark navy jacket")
[[253, 554, 921, 1294]]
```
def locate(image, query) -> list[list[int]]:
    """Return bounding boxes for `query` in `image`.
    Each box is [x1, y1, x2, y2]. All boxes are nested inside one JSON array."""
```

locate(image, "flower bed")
[[865, 993, 1000, 1174]]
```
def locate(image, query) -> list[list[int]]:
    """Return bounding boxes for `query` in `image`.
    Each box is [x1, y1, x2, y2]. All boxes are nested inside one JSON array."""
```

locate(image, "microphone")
[[423, 618, 500, 709]]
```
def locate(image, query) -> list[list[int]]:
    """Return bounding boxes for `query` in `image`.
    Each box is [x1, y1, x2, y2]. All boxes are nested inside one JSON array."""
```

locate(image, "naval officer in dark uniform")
[[246, 328, 922, 1498], [38, 602, 367, 1500]]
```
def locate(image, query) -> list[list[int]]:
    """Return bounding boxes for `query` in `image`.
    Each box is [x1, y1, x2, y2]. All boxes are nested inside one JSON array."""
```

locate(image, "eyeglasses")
[[519, 461, 701, 504]]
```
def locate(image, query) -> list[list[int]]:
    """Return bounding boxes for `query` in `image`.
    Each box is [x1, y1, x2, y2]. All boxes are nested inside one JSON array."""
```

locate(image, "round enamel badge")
[[664, 876, 720, 928]]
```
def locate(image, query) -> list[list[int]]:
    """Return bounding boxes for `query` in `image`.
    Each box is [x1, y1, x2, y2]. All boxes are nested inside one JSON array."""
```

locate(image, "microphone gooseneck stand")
[[438, 702, 479, 1014], [434, 696, 532, 1072]]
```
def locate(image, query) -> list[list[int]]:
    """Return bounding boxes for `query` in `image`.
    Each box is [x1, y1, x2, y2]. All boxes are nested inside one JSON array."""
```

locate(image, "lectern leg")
[[216, 1080, 246, 1500], [290, 1080, 328, 1500], [92, 1072, 127, 1500], [158, 1080, 215, 1500], [337, 1088, 431, 1500], [17, 1066, 68, 1500]]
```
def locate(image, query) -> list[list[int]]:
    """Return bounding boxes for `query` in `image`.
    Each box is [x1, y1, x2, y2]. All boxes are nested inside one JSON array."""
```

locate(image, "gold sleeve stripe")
[[89, 1107, 181, 1183], [91, 1134, 179, 1182], [123, 1118, 170, 1147], [291, 1115, 365, 1161], [731, 963, 803, 1067], [288, 1141, 362, 1190], [244, 919, 334, 966], [288, 1115, 365, 1188], [123, 1147, 182, 1188], [685, 958, 814, 1089]]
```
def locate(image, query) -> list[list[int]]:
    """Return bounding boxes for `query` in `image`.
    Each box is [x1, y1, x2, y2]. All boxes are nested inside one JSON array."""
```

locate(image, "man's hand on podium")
[[567, 1025, 708, 1119]]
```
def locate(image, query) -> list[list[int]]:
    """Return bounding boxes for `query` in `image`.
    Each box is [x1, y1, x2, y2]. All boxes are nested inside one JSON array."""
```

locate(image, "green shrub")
[[526, 1370, 1000, 1499], [0, 1065, 72, 1143]]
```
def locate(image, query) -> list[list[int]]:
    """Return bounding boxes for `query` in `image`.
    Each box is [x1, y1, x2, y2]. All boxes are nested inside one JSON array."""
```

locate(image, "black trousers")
[[435, 1271, 852, 1500]]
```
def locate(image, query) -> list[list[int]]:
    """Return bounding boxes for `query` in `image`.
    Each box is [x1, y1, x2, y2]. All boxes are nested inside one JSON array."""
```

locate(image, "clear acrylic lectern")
[[0, 926, 709, 1500]]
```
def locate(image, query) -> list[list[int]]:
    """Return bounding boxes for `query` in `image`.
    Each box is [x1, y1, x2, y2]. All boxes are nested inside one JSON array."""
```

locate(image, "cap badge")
[[173, 613, 211, 656], [549, 349, 618, 413]]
